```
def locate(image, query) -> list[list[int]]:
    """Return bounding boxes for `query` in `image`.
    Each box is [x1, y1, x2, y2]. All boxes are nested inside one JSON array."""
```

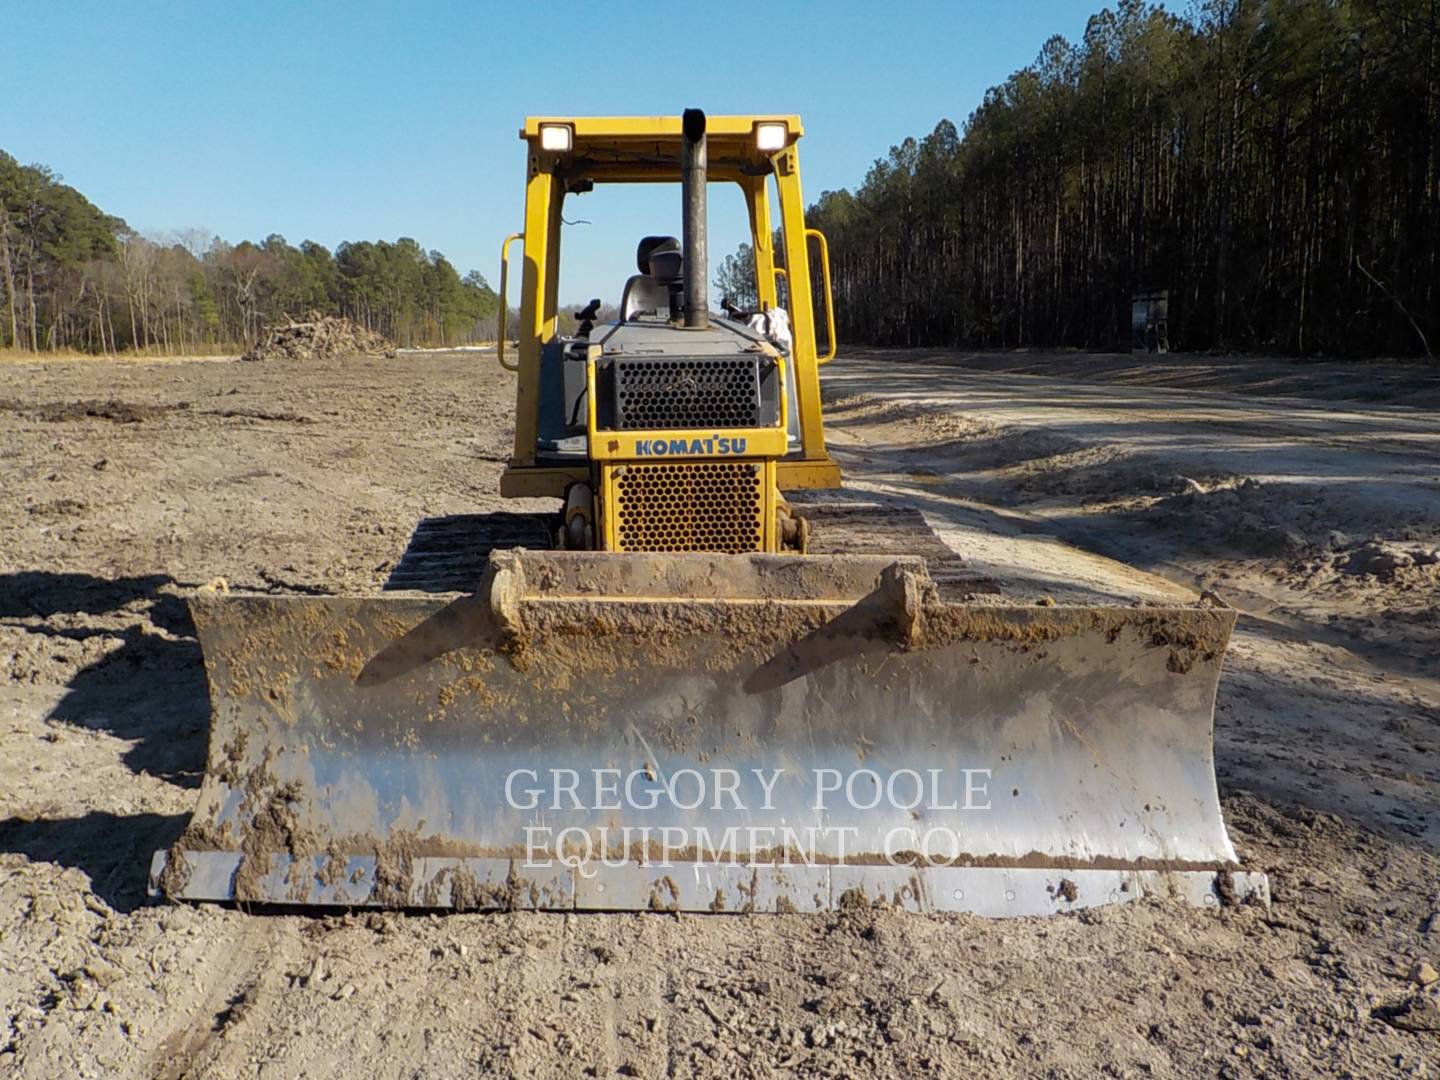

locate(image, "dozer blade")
[[152, 551, 1267, 915]]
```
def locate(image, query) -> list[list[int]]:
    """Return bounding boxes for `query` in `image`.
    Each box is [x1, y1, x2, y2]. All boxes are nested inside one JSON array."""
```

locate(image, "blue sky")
[[7, 0, 1103, 303]]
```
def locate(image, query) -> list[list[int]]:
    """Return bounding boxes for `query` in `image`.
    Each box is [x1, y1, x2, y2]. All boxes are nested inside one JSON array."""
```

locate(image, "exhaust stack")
[[681, 108, 708, 328]]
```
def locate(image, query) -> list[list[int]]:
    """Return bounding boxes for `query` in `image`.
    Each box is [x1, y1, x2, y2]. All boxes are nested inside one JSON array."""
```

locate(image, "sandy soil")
[[2, 349, 1438, 1078]]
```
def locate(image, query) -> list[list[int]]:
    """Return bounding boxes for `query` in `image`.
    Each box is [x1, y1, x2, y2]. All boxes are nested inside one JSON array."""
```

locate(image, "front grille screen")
[[613, 357, 761, 430], [614, 462, 764, 552]]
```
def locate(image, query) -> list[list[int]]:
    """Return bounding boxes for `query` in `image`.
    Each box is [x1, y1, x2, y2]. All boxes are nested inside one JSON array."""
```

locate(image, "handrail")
[[805, 227, 836, 364], [497, 232, 523, 372]]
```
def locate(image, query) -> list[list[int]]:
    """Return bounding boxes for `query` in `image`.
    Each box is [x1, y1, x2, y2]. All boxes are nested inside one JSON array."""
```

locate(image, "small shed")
[[1130, 290, 1169, 353]]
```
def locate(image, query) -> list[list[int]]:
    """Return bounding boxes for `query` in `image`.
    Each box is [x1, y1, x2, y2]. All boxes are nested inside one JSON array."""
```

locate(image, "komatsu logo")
[[634, 435, 748, 456]]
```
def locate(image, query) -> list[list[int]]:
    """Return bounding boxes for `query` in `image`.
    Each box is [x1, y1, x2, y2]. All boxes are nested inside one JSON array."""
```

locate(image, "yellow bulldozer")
[[152, 111, 1266, 915]]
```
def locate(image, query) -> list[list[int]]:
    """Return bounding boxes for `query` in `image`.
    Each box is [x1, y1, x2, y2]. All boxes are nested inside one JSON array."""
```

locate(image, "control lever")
[[574, 298, 601, 337]]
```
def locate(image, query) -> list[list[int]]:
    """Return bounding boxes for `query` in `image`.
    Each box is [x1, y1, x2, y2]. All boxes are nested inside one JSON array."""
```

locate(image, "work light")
[[539, 124, 573, 152], [755, 122, 788, 151]]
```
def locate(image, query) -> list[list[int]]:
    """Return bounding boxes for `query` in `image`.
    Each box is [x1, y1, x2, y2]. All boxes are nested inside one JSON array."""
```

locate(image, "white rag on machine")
[[746, 307, 793, 353]]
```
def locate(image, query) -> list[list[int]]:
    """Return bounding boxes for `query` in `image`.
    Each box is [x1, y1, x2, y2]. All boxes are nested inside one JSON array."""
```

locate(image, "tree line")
[[0, 151, 499, 353], [779, 0, 1438, 358]]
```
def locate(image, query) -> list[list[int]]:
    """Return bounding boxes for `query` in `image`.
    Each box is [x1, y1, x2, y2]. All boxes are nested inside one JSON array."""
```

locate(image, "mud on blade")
[[153, 552, 1267, 915]]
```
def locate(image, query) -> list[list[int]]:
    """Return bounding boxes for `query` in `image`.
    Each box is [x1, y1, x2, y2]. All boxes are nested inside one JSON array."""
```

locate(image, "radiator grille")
[[613, 463, 765, 553], [613, 357, 761, 430]]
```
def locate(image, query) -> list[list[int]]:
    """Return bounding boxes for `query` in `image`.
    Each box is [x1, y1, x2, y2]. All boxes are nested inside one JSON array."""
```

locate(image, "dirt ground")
[[2, 348, 1437, 1078]]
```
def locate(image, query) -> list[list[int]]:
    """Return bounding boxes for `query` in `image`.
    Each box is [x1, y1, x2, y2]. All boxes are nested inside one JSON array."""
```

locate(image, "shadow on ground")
[[1, 571, 210, 786], [0, 812, 188, 912], [0, 572, 210, 910], [383, 512, 555, 592]]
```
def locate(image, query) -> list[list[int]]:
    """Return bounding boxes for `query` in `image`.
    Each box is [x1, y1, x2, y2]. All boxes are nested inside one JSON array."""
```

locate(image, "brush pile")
[[241, 314, 390, 362]]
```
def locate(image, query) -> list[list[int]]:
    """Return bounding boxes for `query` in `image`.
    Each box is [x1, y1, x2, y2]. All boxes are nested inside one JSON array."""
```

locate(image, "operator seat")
[[621, 235, 683, 320]]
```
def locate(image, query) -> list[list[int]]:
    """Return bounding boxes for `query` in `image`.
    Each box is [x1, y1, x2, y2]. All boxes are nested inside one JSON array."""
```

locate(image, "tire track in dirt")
[[148, 917, 294, 1079]]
